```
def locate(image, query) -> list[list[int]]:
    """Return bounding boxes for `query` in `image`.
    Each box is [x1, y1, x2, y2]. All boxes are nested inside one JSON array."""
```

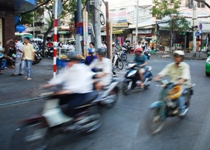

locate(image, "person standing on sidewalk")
[[11, 37, 24, 76], [23, 37, 35, 80]]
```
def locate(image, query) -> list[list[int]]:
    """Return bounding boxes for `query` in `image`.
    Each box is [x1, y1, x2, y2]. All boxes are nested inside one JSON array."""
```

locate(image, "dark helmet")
[[96, 48, 105, 56]]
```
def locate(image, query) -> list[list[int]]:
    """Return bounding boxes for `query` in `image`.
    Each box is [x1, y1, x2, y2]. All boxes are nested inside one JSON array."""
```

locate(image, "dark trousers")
[[51, 93, 88, 116], [0, 58, 2, 70]]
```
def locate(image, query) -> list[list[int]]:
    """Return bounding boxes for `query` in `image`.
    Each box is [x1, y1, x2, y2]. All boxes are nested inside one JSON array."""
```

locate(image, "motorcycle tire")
[[82, 105, 102, 134], [102, 87, 119, 109], [145, 108, 165, 136], [122, 81, 131, 95], [121, 54, 127, 61], [11, 123, 53, 150], [117, 59, 124, 70]]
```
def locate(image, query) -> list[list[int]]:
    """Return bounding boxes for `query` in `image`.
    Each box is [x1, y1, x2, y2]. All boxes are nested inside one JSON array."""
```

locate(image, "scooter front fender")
[[149, 101, 164, 109]]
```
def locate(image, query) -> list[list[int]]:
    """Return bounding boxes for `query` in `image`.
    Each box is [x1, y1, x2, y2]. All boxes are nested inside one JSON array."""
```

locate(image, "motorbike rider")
[[153, 50, 191, 116], [85, 48, 97, 66], [89, 48, 112, 90], [133, 47, 148, 88], [41, 51, 94, 115]]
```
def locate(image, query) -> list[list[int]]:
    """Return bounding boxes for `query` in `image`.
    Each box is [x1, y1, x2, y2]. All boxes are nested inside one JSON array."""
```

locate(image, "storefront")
[[0, 0, 36, 52], [132, 29, 155, 43]]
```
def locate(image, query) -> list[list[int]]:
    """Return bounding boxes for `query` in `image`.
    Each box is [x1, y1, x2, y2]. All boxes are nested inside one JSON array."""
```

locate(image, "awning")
[[112, 30, 124, 34], [58, 31, 69, 34], [15, 0, 36, 14], [129, 19, 155, 29]]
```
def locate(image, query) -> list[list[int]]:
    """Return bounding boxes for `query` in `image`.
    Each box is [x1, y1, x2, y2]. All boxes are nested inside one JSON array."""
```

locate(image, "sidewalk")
[[155, 51, 207, 60], [0, 59, 53, 104]]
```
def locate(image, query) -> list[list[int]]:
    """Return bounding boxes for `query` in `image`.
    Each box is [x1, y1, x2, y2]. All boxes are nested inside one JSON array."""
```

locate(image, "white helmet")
[[173, 50, 185, 56], [112, 42, 116, 45]]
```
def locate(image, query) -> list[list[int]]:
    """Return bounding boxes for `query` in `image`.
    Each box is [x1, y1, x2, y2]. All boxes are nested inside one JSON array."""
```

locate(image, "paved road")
[[1, 56, 210, 150]]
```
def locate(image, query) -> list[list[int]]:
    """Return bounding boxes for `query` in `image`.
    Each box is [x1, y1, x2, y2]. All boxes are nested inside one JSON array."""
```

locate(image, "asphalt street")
[[0, 55, 210, 150]]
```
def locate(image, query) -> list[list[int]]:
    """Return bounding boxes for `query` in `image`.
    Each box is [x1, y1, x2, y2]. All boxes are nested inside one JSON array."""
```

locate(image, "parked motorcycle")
[[33, 49, 42, 65], [11, 86, 102, 150], [122, 43, 134, 53], [112, 50, 124, 70], [146, 80, 195, 135], [122, 63, 153, 95], [144, 51, 151, 60], [114, 45, 127, 61], [45, 47, 54, 59]]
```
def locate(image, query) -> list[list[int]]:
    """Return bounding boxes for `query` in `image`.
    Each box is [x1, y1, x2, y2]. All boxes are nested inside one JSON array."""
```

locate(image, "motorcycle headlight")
[[206, 58, 210, 64]]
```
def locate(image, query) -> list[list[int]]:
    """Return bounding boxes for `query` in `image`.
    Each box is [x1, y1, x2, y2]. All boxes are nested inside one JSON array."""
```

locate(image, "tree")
[[19, 0, 86, 55], [151, 0, 190, 50]]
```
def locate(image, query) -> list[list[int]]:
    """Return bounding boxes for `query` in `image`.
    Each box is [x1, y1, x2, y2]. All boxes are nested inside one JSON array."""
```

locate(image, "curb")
[[159, 55, 207, 60], [0, 97, 40, 108]]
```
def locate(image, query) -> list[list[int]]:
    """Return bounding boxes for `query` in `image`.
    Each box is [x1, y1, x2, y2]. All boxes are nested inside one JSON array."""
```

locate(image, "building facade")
[[0, 0, 36, 52]]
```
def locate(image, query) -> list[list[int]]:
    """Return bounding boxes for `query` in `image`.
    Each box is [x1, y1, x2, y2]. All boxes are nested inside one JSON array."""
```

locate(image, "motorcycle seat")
[[80, 91, 99, 105]]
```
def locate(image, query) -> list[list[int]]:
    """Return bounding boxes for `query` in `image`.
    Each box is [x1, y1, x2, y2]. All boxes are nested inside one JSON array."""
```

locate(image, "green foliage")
[[152, 0, 181, 19], [151, 0, 190, 47]]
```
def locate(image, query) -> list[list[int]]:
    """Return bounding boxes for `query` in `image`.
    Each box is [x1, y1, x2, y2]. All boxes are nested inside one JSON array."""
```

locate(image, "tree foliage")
[[151, 0, 190, 48]]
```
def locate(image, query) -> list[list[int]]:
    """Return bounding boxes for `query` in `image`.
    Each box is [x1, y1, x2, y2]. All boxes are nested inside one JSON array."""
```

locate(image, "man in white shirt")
[[11, 37, 24, 76], [89, 48, 112, 90], [42, 51, 95, 114]]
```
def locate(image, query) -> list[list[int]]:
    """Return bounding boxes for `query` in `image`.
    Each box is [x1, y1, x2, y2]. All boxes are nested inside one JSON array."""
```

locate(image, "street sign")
[[52, 0, 62, 16], [195, 32, 200, 36], [199, 23, 203, 30]]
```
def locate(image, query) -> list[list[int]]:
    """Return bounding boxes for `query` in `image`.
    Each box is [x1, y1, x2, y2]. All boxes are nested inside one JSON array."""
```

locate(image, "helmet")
[[66, 51, 81, 61], [88, 48, 94, 54], [135, 47, 143, 53], [112, 42, 116, 45], [173, 50, 185, 57], [96, 48, 105, 56]]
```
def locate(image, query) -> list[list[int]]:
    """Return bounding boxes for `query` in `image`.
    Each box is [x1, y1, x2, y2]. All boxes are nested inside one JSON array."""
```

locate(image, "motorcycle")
[[121, 47, 127, 61], [33, 49, 42, 65], [146, 80, 195, 135], [93, 71, 120, 108], [122, 63, 153, 95], [45, 46, 54, 59], [112, 50, 124, 70], [11, 86, 103, 150], [144, 51, 151, 60], [122, 43, 134, 54]]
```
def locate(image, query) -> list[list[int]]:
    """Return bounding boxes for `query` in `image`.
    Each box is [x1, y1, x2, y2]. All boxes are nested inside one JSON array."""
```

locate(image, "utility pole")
[[93, 0, 101, 48], [105, 2, 110, 58], [192, 1, 197, 57], [33, 11, 35, 38], [76, 0, 82, 54], [135, 0, 139, 45]]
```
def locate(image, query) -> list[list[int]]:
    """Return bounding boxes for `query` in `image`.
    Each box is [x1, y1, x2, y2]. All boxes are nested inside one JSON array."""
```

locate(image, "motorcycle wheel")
[[122, 81, 131, 95], [11, 123, 52, 150], [83, 105, 102, 134], [121, 54, 127, 61], [103, 87, 119, 109], [117, 59, 124, 70], [146, 108, 165, 135]]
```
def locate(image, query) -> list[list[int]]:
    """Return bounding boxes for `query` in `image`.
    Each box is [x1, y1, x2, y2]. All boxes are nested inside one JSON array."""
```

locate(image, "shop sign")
[[110, 8, 128, 27], [132, 30, 152, 34], [16, 25, 26, 32]]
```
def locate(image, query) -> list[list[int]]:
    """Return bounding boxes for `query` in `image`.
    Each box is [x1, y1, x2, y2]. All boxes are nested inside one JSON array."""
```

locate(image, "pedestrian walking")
[[23, 37, 35, 80], [11, 37, 24, 76]]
